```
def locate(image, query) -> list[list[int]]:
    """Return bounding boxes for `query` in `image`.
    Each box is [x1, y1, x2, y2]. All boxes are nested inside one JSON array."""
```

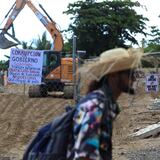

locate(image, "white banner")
[[145, 74, 159, 92], [8, 48, 43, 84]]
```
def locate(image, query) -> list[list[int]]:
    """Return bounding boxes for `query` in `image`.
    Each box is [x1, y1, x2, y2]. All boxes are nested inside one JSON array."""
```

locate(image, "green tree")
[[21, 31, 52, 50], [64, 0, 148, 56], [34, 31, 52, 50], [21, 31, 72, 54], [0, 60, 9, 70], [21, 41, 34, 49], [144, 26, 160, 52]]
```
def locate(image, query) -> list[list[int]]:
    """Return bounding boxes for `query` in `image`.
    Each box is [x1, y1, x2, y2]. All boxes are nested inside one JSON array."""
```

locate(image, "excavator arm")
[[2, 0, 26, 32], [0, 0, 63, 51], [26, 0, 63, 51], [0, 0, 26, 49]]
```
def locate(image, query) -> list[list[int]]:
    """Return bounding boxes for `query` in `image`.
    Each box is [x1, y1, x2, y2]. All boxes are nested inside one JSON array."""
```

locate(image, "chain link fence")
[[1, 63, 160, 98]]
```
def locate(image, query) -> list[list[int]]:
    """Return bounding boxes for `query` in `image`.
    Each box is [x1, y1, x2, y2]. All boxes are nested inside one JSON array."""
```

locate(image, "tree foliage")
[[34, 32, 52, 50], [0, 60, 9, 70], [21, 32, 52, 50], [144, 26, 160, 52], [21, 41, 34, 49], [21, 31, 71, 54], [64, 0, 148, 56]]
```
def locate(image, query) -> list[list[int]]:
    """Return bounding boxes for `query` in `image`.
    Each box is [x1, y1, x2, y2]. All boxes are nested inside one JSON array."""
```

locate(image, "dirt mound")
[[0, 92, 73, 158], [112, 87, 160, 159], [0, 83, 160, 160]]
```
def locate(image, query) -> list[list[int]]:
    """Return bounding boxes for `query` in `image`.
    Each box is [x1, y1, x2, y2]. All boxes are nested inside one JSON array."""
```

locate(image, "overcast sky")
[[0, 0, 159, 60]]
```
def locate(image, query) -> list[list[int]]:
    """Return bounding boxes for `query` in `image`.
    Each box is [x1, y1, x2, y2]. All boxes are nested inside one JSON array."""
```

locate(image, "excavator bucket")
[[0, 33, 18, 49]]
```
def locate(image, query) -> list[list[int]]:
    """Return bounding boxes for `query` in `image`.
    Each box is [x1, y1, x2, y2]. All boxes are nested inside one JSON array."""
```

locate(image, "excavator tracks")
[[63, 85, 74, 99], [28, 85, 48, 98]]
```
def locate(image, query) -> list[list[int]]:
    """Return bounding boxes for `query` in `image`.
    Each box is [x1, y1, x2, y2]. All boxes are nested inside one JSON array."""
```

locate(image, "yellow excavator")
[[0, 0, 77, 98]]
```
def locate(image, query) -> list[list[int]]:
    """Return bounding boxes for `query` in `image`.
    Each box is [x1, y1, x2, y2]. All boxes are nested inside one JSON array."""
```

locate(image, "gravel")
[[126, 146, 160, 160]]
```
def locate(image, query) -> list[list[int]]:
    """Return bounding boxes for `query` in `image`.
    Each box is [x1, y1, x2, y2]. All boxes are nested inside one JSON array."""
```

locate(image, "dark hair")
[[87, 69, 136, 94], [86, 76, 108, 94]]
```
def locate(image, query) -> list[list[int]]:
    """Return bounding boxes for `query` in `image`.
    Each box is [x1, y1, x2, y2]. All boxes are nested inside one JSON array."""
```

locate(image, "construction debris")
[[131, 122, 160, 139], [148, 98, 160, 110]]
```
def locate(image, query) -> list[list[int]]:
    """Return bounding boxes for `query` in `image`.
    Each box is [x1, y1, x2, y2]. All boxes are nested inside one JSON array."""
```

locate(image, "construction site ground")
[[0, 82, 160, 160]]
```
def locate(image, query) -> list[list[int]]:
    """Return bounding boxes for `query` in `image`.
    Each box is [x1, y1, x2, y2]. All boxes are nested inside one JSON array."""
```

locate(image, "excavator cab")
[[42, 51, 61, 77], [28, 51, 76, 98]]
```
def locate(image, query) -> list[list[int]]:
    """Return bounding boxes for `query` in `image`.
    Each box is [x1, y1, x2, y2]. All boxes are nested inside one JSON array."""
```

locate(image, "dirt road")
[[0, 84, 160, 159], [0, 92, 73, 159]]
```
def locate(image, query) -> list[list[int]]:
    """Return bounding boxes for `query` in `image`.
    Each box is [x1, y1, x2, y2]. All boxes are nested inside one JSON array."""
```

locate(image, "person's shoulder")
[[90, 89, 106, 101], [80, 90, 105, 102], [77, 90, 105, 110]]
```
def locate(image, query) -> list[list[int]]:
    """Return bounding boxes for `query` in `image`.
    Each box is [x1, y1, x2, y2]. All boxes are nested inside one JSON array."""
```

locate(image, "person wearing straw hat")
[[71, 48, 143, 160]]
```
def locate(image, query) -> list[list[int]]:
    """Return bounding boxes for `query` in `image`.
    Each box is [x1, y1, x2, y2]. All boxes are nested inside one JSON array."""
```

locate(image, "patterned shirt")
[[72, 89, 120, 160]]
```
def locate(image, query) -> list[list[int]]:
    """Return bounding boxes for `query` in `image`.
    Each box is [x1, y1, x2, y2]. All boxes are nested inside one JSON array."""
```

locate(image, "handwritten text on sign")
[[8, 48, 43, 84]]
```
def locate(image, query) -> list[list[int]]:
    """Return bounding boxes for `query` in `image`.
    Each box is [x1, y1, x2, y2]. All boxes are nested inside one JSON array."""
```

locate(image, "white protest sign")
[[145, 74, 159, 92], [8, 48, 43, 84]]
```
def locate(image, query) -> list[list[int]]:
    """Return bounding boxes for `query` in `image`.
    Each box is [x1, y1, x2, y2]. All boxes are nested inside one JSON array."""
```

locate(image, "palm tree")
[[21, 31, 52, 50], [21, 41, 34, 49], [34, 31, 52, 50]]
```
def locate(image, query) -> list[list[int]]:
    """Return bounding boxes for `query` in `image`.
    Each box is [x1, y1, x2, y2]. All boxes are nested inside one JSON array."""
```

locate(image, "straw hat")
[[79, 48, 143, 81]]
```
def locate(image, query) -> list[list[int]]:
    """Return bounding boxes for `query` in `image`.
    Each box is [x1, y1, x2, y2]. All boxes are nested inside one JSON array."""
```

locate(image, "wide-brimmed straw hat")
[[79, 48, 143, 81]]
